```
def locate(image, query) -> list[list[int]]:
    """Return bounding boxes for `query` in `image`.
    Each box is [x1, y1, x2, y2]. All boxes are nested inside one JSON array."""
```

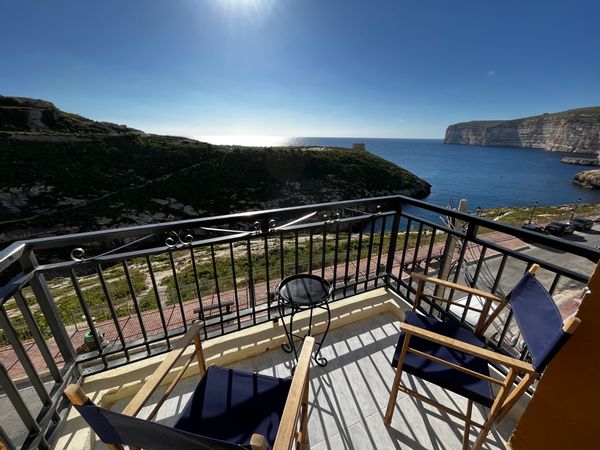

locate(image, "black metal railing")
[[0, 195, 598, 449]]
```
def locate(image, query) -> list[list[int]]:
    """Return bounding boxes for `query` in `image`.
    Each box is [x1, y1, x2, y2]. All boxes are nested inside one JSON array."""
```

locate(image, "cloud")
[[487, 70, 496, 76]]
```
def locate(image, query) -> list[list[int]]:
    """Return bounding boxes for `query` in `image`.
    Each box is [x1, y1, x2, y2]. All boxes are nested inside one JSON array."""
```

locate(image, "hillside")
[[0, 96, 430, 244], [444, 106, 600, 153]]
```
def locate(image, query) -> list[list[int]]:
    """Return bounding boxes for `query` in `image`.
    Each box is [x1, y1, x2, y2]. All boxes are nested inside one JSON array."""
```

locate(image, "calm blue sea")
[[199, 136, 600, 211]]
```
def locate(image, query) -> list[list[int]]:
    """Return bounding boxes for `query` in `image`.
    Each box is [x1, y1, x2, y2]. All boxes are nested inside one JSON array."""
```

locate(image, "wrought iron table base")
[[278, 300, 332, 367]]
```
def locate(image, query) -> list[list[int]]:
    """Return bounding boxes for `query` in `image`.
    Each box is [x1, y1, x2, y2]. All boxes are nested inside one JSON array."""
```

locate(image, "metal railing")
[[0, 195, 598, 449]]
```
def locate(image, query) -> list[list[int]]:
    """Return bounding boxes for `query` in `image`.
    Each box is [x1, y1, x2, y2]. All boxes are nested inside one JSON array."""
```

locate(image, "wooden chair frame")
[[384, 265, 581, 450], [65, 321, 315, 450]]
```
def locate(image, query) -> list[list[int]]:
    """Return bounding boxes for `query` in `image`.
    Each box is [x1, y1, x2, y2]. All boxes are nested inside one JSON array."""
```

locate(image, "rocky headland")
[[444, 106, 600, 154], [573, 169, 600, 189], [0, 96, 431, 244]]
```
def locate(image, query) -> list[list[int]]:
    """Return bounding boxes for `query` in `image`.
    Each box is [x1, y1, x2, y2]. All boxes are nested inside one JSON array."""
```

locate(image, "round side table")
[[276, 274, 333, 366]]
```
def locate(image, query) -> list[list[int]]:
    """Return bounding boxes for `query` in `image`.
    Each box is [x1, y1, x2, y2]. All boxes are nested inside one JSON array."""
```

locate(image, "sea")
[[197, 136, 600, 213]]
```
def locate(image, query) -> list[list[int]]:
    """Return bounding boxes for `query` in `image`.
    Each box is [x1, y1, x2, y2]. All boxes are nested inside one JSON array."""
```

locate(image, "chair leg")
[[472, 414, 494, 450], [462, 400, 473, 450], [472, 369, 517, 450], [384, 335, 411, 426]]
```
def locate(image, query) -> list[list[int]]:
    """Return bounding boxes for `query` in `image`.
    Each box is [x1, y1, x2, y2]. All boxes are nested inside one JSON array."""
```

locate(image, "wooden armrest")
[[122, 321, 204, 417], [410, 273, 505, 303], [273, 336, 315, 450], [399, 321, 535, 374]]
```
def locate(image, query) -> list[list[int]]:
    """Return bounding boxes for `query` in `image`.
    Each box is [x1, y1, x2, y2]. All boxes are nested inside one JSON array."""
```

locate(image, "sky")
[[2, 0, 600, 139]]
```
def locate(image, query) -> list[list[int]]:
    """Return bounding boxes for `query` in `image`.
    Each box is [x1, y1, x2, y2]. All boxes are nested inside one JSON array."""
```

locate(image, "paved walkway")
[[1, 231, 525, 381]]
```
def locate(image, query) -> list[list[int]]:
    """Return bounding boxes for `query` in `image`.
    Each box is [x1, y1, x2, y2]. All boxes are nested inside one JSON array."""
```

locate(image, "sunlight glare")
[[217, 0, 275, 17]]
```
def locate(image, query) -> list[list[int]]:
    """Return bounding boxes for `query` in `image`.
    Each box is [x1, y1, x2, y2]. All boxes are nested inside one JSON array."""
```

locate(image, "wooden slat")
[[496, 372, 536, 422], [384, 333, 412, 425], [398, 385, 484, 429], [399, 321, 535, 373], [273, 336, 315, 450], [475, 296, 505, 335], [424, 294, 485, 312], [410, 272, 505, 303], [407, 347, 503, 385], [472, 368, 518, 450], [122, 321, 204, 417], [146, 351, 196, 422]]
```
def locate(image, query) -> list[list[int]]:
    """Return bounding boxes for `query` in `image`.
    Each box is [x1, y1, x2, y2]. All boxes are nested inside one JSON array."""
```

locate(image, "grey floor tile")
[[95, 313, 515, 450], [310, 421, 374, 450]]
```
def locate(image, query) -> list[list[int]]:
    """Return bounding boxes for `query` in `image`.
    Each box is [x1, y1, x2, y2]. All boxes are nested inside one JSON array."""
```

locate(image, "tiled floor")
[[102, 314, 515, 449]]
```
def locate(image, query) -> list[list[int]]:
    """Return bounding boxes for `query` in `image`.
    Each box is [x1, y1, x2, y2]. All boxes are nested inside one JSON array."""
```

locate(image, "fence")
[[0, 195, 598, 448]]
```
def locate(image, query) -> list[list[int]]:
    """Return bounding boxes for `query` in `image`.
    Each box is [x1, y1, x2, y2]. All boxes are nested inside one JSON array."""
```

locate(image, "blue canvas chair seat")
[[385, 267, 582, 450], [174, 365, 292, 447], [392, 311, 494, 407], [65, 321, 315, 450]]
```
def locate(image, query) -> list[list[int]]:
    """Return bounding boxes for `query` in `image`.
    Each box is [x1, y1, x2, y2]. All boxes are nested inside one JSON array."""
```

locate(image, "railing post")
[[385, 200, 402, 288], [19, 251, 76, 363], [434, 199, 468, 298]]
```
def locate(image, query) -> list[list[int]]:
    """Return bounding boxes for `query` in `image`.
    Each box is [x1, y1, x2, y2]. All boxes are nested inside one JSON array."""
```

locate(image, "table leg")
[[280, 303, 298, 359], [314, 301, 331, 367]]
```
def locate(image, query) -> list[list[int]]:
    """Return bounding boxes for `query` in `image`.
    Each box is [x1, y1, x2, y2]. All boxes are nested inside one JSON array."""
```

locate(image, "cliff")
[[573, 169, 600, 189], [0, 96, 430, 244], [444, 107, 600, 154]]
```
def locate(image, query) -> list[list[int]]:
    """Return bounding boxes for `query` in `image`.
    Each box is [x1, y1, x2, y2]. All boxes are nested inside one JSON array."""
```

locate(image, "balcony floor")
[[101, 313, 515, 450]]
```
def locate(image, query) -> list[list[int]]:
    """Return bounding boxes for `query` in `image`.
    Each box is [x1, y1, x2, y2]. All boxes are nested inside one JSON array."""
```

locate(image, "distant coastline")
[[444, 106, 600, 154]]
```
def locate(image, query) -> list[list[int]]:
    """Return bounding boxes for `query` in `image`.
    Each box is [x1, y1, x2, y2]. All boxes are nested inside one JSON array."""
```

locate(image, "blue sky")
[[2, 0, 599, 138]]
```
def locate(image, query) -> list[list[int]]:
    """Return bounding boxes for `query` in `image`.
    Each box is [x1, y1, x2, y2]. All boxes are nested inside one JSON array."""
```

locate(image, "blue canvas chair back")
[[507, 272, 570, 372], [74, 401, 244, 450]]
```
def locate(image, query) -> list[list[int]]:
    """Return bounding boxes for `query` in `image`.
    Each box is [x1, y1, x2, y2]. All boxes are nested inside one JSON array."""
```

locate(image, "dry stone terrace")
[[2, 231, 528, 381]]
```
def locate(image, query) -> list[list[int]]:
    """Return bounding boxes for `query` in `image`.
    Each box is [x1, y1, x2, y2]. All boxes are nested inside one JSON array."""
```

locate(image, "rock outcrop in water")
[[0, 96, 430, 244], [573, 169, 600, 189], [561, 157, 600, 166], [444, 107, 600, 154]]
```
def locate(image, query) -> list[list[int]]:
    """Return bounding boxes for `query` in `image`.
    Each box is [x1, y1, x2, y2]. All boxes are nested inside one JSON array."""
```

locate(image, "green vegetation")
[[160, 231, 393, 304], [478, 203, 600, 227], [0, 96, 430, 244], [0, 133, 429, 237], [453, 106, 600, 128], [0, 267, 148, 345]]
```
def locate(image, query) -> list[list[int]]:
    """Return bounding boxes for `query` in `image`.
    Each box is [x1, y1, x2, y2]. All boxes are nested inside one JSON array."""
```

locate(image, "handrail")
[[2, 195, 598, 262], [0, 242, 27, 272], [12, 196, 399, 250], [400, 196, 600, 262]]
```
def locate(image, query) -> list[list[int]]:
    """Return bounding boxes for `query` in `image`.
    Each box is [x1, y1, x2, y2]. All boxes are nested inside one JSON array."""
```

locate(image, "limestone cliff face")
[[444, 107, 600, 154], [573, 169, 600, 189]]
